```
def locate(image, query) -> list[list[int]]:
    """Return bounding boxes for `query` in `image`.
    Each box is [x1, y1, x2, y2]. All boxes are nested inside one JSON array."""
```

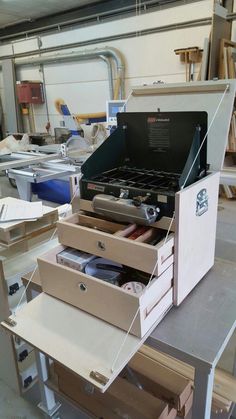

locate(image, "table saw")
[[0, 137, 92, 201]]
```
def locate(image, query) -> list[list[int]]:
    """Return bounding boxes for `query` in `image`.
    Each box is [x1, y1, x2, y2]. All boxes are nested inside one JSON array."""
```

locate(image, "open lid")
[[126, 80, 236, 172], [1, 293, 159, 392], [117, 111, 207, 179], [81, 111, 207, 187]]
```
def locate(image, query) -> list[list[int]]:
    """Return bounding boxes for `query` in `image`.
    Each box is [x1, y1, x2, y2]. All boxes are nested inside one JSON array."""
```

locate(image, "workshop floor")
[[0, 175, 235, 419], [0, 378, 42, 419]]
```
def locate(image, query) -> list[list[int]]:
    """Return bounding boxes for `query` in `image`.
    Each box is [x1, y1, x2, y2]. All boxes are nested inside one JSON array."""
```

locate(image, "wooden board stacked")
[[218, 39, 236, 198], [218, 39, 236, 80], [227, 111, 236, 152], [0, 198, 58, 247], [52, 345, 236, 417], [220, 151, 236, 199], [139, 345, 236, 414]]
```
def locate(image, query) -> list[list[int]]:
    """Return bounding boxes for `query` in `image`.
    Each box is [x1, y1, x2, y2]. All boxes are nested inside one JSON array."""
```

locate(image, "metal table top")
[[148, 258, 236, 368]]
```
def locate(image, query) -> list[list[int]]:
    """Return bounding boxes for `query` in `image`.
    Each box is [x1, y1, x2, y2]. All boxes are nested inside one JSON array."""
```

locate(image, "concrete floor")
[[0, 378, 42, 419], [0, 174, 89, 419], [216, 198, 236, 377], [0, 174, 235, 418]]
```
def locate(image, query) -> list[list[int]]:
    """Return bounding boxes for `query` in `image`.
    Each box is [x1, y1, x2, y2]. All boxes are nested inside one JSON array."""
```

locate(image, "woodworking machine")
[[1, 137, 92, 201]]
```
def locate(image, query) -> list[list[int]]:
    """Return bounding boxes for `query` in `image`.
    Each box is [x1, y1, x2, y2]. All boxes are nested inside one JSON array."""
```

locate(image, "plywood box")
[[56, 172, 219, 298], [1, 80, 233, 395], [54, 362, 176, 419]]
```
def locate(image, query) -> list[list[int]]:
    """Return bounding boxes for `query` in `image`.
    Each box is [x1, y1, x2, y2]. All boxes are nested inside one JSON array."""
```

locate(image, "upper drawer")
[[57, 213, 174, 276]]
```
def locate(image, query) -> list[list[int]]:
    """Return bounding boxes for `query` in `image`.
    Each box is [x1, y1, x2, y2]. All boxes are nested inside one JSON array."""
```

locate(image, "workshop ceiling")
[[0, 0, 104, 28], [0, 0, 191, 42]]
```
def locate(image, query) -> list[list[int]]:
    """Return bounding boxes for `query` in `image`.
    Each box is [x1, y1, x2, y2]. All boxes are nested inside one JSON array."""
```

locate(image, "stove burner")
[[91, 166, 180, 193]]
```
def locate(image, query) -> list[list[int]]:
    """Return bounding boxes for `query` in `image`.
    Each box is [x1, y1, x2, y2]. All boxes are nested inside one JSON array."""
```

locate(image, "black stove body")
[[80, 112, 207, 225]]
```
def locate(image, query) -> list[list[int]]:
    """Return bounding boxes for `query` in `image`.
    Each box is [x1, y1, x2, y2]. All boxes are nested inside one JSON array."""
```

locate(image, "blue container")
[[32, 180, 71, 204]]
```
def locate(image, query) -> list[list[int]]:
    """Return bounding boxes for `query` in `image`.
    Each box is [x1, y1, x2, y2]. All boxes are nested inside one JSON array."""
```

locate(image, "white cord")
[[13, 183, 80, 316], [110, 82, 229, 372], [13, 85, 138, 315], [182, 84, 229, 189], [13, 84, 229, 360], [111, 213, 175, 373]]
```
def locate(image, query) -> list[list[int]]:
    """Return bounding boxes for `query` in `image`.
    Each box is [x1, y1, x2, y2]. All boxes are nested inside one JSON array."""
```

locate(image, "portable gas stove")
[[80, 112, 207, 225]]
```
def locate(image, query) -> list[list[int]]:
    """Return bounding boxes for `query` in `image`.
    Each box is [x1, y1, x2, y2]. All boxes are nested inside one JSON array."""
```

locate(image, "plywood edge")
[[174, 173, 220, 305], [173, 188, 181, 306], [131, 83, 231, 96]]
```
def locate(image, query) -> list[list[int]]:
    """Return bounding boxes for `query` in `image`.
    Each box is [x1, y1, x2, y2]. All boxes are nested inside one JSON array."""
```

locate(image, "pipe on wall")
[[0, 17, 211, 62], [13, 46, 125, 99], [99, 55, 114, 100]]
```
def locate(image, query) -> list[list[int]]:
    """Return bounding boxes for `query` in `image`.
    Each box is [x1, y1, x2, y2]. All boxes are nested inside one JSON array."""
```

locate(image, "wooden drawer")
[[38, 244, 173, 337], [57, 213, 174, 277]]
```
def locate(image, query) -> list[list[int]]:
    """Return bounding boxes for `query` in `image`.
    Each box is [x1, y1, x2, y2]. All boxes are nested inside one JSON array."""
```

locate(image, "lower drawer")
[[54, 362, 177, 419], [38, 244, 173, 338]]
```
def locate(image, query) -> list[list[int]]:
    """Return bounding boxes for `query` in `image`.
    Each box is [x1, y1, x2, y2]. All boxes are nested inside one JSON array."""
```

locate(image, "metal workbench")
[[148, 258, 236, 419], [17, 257, 236, 419]]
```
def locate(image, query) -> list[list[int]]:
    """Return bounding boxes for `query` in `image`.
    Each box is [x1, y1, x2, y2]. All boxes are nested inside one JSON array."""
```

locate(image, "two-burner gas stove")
[[80, 111, 207, 225]]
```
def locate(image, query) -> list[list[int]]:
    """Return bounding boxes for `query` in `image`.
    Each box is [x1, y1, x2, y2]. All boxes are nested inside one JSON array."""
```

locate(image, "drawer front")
[[39, 255, 139, 335], [38, 245, 173, 337], [57, 218, 174, 276]]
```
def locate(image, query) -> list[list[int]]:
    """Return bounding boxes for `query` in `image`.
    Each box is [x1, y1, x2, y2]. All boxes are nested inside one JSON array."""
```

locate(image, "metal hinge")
[[90, 370, 109, 386], [3, 317, 17, 327]]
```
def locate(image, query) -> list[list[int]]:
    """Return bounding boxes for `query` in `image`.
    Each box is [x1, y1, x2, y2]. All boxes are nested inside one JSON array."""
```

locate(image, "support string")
[[182, 84, 229, 189], [13, 85, 132, 315], [111, 83, 229, 373], [111, 213, 175, 373], [13, 177, 81, 316]]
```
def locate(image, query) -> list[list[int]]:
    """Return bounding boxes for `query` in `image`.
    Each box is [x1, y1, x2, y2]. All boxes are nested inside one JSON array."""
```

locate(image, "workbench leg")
[[231, 348, 236, 418], [35, 350, 61, 418], [192, 366, 214, 419], [14, 177, 32, 201]]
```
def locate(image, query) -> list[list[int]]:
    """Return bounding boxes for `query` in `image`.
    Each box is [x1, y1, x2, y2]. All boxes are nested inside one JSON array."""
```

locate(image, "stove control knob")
[[147, 207, 155, 216]]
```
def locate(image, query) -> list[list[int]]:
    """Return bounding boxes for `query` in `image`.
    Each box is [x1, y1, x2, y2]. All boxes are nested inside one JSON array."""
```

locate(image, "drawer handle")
[[97, 241, 106, 251], [78, 283, 87, 292]]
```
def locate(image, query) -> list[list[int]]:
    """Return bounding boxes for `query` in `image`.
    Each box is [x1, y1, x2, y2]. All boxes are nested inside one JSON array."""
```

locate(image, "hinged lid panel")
[[1, 293, 159, 392], [126, 80, 236, 172], [117, 111, 207, 175]]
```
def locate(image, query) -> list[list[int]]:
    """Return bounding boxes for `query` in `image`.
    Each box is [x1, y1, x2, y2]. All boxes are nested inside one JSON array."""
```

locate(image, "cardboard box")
[[129, 351, 192, 411], [56, 247, 95, 272], [54, 362, 175, 419]]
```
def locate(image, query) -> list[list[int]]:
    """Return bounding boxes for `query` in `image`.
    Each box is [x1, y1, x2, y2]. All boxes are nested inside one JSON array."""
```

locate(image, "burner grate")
[[92, 166, 180, 192]]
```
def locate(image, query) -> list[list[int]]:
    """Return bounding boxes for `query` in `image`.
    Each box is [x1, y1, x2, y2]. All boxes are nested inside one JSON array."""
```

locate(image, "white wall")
[[0, 0, 214, 134]]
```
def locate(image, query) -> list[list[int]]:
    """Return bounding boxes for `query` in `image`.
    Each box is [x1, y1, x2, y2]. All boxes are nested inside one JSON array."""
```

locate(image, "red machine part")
[[16, 81, 44, 104]]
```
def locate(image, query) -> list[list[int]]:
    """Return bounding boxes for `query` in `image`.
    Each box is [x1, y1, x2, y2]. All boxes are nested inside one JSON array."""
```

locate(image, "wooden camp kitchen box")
[[38, 108, 220, 337], [2, 80, 235, 394]]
